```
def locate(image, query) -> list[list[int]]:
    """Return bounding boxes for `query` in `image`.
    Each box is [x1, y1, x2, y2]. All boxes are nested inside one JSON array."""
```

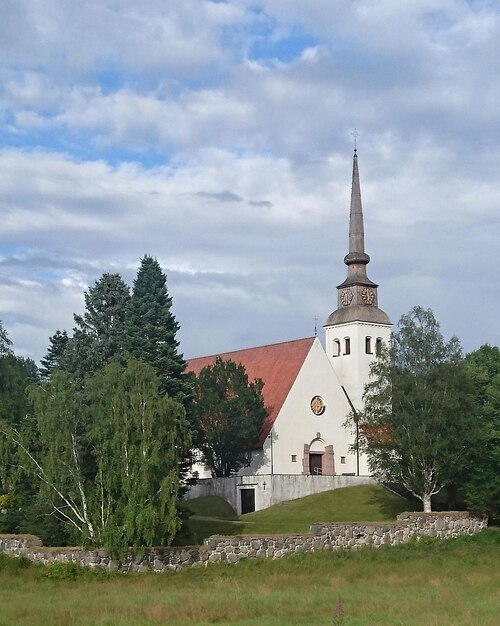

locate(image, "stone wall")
[[0, 512, 487, 573]]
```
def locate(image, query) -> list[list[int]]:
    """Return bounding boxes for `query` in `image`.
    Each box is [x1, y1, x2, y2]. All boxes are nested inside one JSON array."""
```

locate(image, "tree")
[[124, 256, 187, 404], [3, 358, 190, 550], [0, 319, 12, 357], [463, 344, 500, 520], [192, 357, 267, 477], [0, 331, 39, 495], [87, 359, 191, 549], [356, 306, 478, 512], [61, 273, 130, 380], [0, 355, 39, 494], [40, 330, 69, 379]]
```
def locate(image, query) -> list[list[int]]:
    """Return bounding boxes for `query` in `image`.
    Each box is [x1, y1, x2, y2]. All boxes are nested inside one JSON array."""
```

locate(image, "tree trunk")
[[423, 494, 432, 512]]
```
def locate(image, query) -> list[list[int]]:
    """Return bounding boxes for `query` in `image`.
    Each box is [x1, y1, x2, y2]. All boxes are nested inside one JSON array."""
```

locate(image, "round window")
[[310, 396, 326, 415]]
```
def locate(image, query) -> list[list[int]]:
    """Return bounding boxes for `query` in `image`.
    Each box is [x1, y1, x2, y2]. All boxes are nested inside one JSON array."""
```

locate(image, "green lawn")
[[178, 485, 414, 544], [1, 530, 499, 625]]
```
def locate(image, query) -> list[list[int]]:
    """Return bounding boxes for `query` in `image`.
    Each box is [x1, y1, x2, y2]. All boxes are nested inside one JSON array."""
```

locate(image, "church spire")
[[340, 150, 375, 289], [324, 149, 390, 327]]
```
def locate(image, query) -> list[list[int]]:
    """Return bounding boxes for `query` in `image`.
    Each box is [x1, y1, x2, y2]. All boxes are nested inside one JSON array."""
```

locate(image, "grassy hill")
[[178, 485, 415, 545]]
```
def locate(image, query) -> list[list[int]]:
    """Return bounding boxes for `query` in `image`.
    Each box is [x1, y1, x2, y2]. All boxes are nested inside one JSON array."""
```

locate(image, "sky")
[[1, 0, 499, 365]]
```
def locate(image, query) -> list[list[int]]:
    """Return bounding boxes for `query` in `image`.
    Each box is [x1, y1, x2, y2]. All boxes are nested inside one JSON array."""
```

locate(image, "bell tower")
[[324, 150, 391, 409]]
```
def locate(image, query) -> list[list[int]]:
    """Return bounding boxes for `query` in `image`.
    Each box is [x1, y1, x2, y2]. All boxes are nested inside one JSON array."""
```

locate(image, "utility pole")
[[341, 385, 359, 477]]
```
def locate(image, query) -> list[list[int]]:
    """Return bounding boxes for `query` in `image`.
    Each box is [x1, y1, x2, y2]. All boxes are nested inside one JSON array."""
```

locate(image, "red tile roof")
[[186, 337, 315, 447]]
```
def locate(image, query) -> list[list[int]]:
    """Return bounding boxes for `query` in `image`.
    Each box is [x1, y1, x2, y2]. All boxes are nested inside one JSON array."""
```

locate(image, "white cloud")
[[1, 0, 500, 363]]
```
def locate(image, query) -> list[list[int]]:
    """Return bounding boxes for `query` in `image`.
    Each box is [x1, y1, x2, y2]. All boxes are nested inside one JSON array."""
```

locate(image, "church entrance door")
[[240, 488, 255, 514], [309, 453, 323, 475]]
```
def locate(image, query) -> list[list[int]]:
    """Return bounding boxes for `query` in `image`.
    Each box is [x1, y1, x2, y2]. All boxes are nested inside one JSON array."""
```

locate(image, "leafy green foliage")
[[87, 358, 192, 549], [7, 358, 190, 551], [357, 307, 479, 511], [192, 357, 267, 477], [124, 255, 188, 404], [0, 353, 39, 495], [0, 490, 71, 546], [0, 551, 32, 574], [41, 561, 110, 581], [463, 344, 500, 520]]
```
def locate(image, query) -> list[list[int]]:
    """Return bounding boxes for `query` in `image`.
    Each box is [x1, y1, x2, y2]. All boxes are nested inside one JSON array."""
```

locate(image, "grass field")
[[178, 485, 414, 544], [1, 529, 499, 625]]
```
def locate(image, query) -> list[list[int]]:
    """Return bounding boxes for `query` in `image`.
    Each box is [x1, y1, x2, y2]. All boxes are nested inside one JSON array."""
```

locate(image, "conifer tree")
[[0, 319, 12, 357], [61, 273, 130, 380], [124, 256, 187, 403], [40, 330, 69, 380]]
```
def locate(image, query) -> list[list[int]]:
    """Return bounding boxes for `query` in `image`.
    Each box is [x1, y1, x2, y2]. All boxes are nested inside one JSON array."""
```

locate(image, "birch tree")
[[356, 307, 478, 512], [5, 358, 190, 550]]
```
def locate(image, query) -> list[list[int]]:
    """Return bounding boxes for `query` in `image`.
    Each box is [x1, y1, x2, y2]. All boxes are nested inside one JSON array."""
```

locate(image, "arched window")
[[333, 338, 341, 357], [344, 337, 351, 355], [365, 336, 372, 354], [376, 338, 383, 357]]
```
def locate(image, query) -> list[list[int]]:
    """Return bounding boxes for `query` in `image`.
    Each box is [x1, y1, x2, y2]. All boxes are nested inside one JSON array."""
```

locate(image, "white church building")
[[186, 150, 392, 514]]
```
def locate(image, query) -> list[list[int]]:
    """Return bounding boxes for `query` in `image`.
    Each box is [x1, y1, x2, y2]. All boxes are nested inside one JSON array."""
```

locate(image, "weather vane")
[[351, 128, 359, 152]]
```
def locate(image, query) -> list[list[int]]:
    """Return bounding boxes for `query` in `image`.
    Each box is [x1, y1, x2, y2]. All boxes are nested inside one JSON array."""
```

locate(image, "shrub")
[[42, 561, 110, 581], [0, 552, 32, 573]]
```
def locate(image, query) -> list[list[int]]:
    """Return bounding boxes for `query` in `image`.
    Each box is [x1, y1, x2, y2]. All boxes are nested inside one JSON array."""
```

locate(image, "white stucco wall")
[[185, 474, 377, 514], [190, 329, 388, 482], [239, 337, 367, 477], [325, 321, 391, 408]]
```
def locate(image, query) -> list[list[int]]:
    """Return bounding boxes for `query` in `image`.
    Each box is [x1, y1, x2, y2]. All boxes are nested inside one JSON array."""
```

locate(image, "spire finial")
[[351, 128, 359, 153]]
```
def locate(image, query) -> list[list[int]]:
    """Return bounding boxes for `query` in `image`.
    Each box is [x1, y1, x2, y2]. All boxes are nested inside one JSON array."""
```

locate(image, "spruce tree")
[[40, 330, 69, 380], [0, 319, 12, 357], [124, 256, 187, 403], [61, 273, 130, 380]]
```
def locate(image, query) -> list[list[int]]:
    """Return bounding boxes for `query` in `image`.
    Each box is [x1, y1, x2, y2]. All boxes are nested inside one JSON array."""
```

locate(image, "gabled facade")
[[187, 336, 360, 477], [186, 150, 390, 510]]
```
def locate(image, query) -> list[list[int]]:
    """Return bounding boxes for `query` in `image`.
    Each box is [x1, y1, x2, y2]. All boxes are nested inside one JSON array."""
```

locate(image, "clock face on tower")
[[340, 288, 353, 306], [361, 287, 375, 305]]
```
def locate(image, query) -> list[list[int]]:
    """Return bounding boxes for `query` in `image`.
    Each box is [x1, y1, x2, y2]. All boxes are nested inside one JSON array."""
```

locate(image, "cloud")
[[1, 1, 500, 363], [0, 0, 247, 79], [194, 191, 244, 202]]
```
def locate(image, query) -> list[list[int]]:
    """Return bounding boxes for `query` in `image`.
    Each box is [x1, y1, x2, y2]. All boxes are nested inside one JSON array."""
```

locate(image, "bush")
[[0, 552, 32, 573], [41, 561, 110, 581]]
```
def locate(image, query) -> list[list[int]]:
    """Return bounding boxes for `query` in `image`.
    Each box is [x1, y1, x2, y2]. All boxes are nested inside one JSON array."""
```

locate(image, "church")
[[186, 150, 392, 513]]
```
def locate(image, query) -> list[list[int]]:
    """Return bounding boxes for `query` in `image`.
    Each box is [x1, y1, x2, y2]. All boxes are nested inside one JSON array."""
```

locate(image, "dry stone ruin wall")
[[0, 512, 487, 573]]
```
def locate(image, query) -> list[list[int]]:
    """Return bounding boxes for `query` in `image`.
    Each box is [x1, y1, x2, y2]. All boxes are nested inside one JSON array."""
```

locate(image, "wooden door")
[[309, 453, 323, 475]]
